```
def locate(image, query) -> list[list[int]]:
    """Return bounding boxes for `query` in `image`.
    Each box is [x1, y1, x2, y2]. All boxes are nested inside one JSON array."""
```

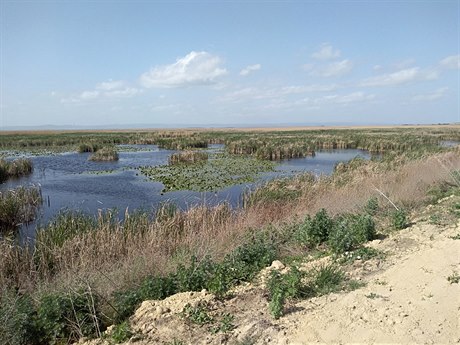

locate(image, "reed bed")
[[0, 186, 42, 230], [0, 158, 33, 182], [168, 151, 208, 165], [88, 147, 119, 161]]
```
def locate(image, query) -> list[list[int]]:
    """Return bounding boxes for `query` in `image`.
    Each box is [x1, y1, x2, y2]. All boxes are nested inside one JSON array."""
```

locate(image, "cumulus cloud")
[[96, 80, 125, 91], [412, 87, 448, 102], [360, 67, 438, 87], [310, 59, 353, 77], [140, 51, 227, 88], [440, 55, 460, 69], [261, 91, 374, 110], [219, 84, 338, 103], [311, 43, 341, 60], [239, 64, 261, 76], [80, 90, 100, 100], [61, 80, 141, 103], [319, 91, 375, 105]]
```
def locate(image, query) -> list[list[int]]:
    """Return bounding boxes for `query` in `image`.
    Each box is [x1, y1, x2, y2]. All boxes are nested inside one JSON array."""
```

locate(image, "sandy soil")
[[78, 194, 460, 345]]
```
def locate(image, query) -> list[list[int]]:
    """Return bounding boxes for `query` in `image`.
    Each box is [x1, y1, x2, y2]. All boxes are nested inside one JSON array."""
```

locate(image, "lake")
[[0, 145, 370, 239]]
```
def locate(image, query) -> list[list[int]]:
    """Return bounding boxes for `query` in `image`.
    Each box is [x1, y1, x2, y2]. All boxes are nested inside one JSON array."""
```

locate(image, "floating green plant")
[[139, 154, 275, 192]]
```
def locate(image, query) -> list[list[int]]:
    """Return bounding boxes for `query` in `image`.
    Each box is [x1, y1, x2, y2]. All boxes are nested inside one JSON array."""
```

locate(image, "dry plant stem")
[[374, 188, 400, 211]]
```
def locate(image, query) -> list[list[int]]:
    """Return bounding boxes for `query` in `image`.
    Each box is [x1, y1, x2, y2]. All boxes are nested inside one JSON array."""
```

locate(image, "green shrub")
[[364, 197, 379, 215], [310, 264, 345, 296], [391, 209, 408, 229], [180, 302, 213, 325], [37, 288, 102, 344], [110, 321, 133, 343], [328, 214, 375, 253], [295, 209, 333, 246], [267, 270, 286, 319], [0, 291, 40, 345]]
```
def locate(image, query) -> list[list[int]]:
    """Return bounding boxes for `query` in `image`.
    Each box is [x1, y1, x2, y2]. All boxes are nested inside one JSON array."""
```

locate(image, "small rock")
[[270, 260, 285, 270]]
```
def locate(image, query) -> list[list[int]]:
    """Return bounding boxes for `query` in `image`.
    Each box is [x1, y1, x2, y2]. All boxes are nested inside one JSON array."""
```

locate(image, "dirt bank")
[[78, 195, 460, 345]]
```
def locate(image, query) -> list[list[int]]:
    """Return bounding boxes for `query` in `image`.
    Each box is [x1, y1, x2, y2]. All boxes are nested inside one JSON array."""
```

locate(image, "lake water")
[[0, 145, 370, 239]]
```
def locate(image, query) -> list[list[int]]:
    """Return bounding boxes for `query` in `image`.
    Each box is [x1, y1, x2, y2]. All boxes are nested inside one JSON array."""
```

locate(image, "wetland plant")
[[88, 147, 119, 161], [0, 186, 42, 229], [168, 151, 208, 165], [0, 158, 33, 182]]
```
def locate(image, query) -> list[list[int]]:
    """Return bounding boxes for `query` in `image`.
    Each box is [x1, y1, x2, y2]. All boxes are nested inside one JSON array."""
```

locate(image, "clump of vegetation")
[[266, 264, 346, 319], [140, 154, 275, 192], [110, 321, 133, 343], [88, 147, 119, 161], [0, 158, 33, 182], [78, 142, 100, 153], [339, 247, 385, 264], [0, 286, 102, 345], [328, 213, 376, 253], [391, 209, 408, 229], [181, 302, 213, 325], [169, 151, 208, 165], [447, 271, 460, 284], [294, 209, 376, 254], [0, 186, 42, 230]]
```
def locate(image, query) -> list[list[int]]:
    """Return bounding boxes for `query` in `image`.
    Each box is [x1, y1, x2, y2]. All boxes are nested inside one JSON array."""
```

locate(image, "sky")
[[0, 0, 459, 128]]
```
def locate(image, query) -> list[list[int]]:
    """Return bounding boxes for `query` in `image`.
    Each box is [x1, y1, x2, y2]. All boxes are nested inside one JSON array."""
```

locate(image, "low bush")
[[328, 214, 375, 254], [391, 209, 408, 229], [295, 208, 333, 247], [266, 264, 345, 319], [0, 290, 39, 345], [37, 288, 103, 344]]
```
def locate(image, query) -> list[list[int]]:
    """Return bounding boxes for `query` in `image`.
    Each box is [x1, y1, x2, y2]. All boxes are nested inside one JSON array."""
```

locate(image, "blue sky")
[[1, 1, 459, 128]]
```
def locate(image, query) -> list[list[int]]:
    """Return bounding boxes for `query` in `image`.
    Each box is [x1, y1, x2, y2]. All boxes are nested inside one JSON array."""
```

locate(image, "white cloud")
[[96, 80, 125, 91], [440, 55, 460, 69], [239, 64, 261, 76], [140, 51, 227, 88], [412, 87, 448, 102], [311, 43, 341, 60], [219, 84, 338, 103], [319, 92, 375, 105], [105, 87, 141, 98], [310, 59, 353, 78], [261, 91, 374, 110], [360, 67, 438, 87], [80, 90, 100, 100]]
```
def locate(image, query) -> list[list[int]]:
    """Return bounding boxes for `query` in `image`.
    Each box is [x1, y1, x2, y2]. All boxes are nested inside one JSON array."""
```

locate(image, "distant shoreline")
[[1, 123, 459, 134]]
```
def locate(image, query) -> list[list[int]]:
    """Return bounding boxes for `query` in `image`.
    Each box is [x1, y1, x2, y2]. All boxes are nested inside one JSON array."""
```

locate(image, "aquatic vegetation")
[[78, 142, 100, 153], [169, 150, 208, 165], [0, 186, 42, 230], [140, 154, 275, 192], [0, 158, 33, 182], [88, 147, 119, 161], [227, 139, 315, 160]]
